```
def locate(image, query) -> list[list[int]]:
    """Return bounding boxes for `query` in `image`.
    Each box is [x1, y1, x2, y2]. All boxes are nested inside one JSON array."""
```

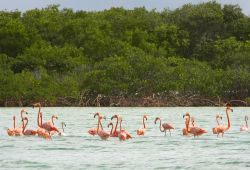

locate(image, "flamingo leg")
[[169, 130, 171, 136], [164, 130, 166, 136]]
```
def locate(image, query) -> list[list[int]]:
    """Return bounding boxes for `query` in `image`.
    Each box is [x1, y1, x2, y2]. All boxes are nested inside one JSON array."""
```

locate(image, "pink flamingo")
[[13, 109, 28, 136], [38, 113, 51, 139], [154, 117, 174, 136], [213, 106, 233, 137], [33, 103, 51, 139], [49, 115, 59, 135], [40, 112, 61, 134], [212, 114, 223, 136], [110, 114, 120, 137], [182, 113, 191, 136], [240, 115, 248, 131], [188, 116, 207, 137], [118, 117, 127, 141], [7, 115, 16, 136], [88, 112, 104, 136], [22, 117, 37, 136], [97, 115, 110, 140], [118, 116, 132, 140], [137, 115, 148, 136]]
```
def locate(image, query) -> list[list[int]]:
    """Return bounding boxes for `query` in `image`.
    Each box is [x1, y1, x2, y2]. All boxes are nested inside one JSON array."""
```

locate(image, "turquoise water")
[[0, 107, 249, 169]]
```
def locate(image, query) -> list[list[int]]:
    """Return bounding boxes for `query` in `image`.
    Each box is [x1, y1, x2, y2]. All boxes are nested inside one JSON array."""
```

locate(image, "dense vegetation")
[[0, 2, 250, 106]]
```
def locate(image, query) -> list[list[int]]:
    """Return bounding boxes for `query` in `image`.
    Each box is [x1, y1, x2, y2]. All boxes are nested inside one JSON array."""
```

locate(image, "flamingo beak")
[[183, 115, 185, 118], [103, 116, 106, 120], [231, 109, 233, 112]]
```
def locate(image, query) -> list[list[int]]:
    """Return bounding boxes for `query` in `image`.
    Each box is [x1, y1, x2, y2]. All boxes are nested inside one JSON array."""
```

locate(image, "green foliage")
[[0, 2, 250, 105], [0, 16, 29, 56]]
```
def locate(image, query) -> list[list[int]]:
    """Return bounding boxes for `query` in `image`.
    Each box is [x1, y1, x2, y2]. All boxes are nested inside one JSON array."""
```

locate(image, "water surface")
[[0, 107, 249, 169]]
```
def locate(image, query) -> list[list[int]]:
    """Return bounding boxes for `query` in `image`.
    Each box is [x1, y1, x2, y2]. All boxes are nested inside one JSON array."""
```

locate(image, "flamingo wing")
[[112, 131, 120, 137], [240, 125, 248, 131], [136, 128, 146, 136], [118, 131, 127, 141], [88, 128, 97, 136], [98, 130, 110, 140], [24, 129, 37, 136], [163, 123, 174, 130], [125, 130, 132, 139]]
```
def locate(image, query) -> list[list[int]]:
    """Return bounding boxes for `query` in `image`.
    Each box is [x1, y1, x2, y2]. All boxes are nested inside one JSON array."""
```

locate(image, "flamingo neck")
[[40, 113, 43, 126], [37, 107, 41, 127], [216, 117, 220, 126], [143, 117, 146, 129], [109, 124, 113, 135], [52, 117, 55, 125], [186, 116, 190, 131], [13, 117, 16, 129], [20, 110, 25, 127], [158, 119, 164, 132], [62, 123, 65, 132], [96, 115, 103, 130], [21, 110, 23, 119], [100, 120, 103, 130], [22, 119, 28, 133], [246, 119, 248, 128], [120, 120, 122, 131], [114, 117, 118, 132], [226, 109, 230, 129], [97, 117, 100, 133]]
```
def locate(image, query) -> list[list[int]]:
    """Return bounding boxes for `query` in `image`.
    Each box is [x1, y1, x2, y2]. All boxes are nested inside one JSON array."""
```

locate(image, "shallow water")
[[0, 107, 249, 169]]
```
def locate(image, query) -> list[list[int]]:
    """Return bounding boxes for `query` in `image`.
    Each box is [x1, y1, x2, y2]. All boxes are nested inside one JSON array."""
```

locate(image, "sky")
[[0, 0, 249, 15]]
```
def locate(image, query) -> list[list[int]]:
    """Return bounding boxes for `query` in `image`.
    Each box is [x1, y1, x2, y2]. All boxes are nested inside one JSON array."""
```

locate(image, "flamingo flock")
[[7, 103, 63, 139], [6, 104, 249, 140]]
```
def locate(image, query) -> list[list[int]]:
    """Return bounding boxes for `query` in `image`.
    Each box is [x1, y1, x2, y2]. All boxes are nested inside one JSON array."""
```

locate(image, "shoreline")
[[0, 96, 248, 107]]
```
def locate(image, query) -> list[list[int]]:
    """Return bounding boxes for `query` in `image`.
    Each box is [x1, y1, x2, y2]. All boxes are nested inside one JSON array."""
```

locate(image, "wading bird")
[[154, 117, 174, 136], [22, 117, 37, 136], [212, 114, 223, 136], [110, 114, 120, 137], [137, 115, 148, 136], [240, 115, 248, 131], [7, 115, 16, 136], [97, 115, 110, 140], [213, 106, 233, 137], [182, 113, 191, 136], [88, 112, 104, 136], [183, 113, 206, 137]]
